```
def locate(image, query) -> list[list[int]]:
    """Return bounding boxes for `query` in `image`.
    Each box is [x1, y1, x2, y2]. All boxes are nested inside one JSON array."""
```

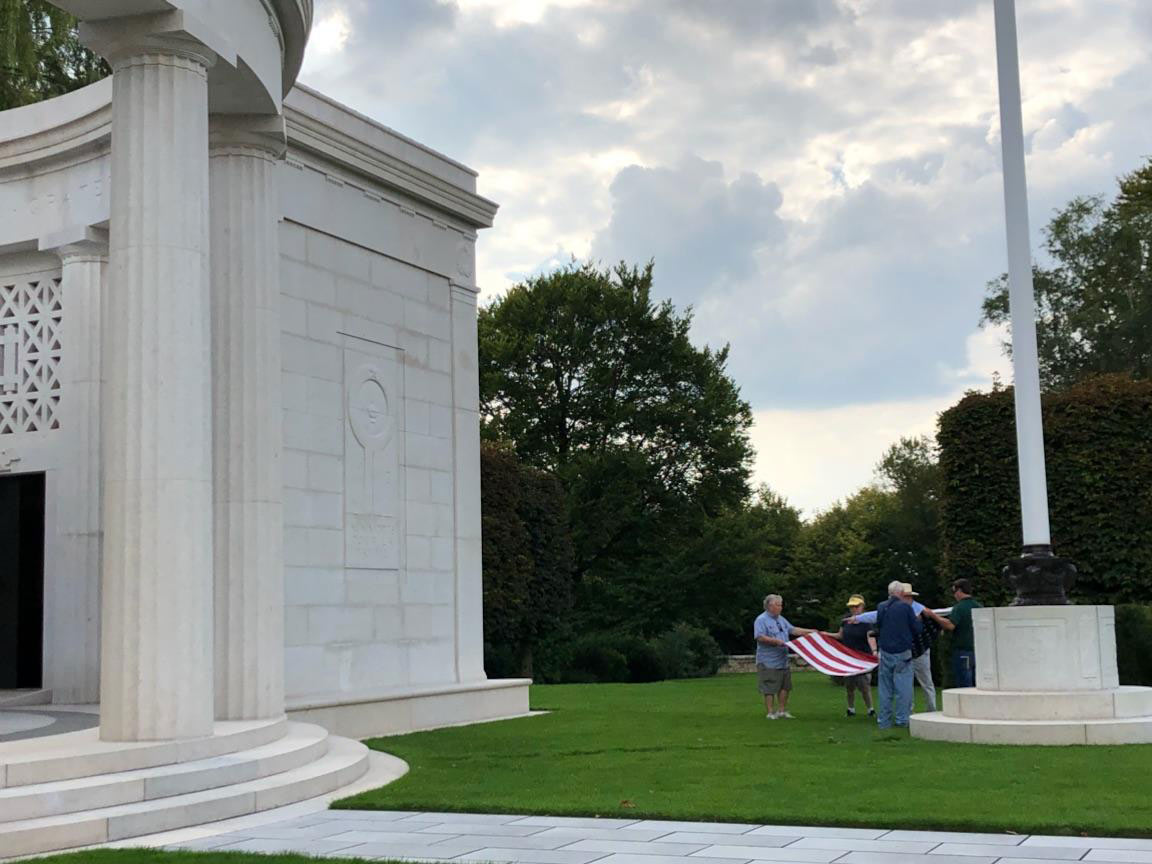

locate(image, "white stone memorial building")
[[0, 1, 527, 855]]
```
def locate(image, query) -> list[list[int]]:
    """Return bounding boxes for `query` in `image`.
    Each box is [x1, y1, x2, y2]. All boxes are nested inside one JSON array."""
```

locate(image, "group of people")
[[753, 580, 982, 728]]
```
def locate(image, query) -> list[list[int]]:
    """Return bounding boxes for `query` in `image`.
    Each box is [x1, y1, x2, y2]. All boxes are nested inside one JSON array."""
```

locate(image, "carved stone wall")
[[0, 271, 63, 436], [344, 337, 404, 571]]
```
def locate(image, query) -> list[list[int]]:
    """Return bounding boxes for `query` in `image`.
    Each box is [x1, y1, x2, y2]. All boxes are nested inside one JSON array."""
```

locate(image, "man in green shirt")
[[949, 579, 982, 687]]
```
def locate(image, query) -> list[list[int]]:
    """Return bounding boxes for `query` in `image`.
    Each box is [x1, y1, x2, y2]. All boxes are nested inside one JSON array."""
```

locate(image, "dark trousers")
[[952, 650, 976, 688]]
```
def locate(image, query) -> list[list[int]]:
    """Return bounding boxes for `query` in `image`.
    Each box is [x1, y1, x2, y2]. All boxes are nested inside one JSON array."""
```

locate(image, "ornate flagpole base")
[[1004, 544, 1077, 606]]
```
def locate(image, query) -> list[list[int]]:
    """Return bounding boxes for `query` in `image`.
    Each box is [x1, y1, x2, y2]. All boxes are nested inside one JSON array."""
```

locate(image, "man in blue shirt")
[[850, 583, 953, 712], [872, 581, 924, 728], [753, 594, 818, 719]]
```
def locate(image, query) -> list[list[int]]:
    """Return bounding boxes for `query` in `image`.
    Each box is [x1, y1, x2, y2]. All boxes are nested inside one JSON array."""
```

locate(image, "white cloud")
[[752, 397, 941, 517], [301, 6, 352, 78], [303, 0, 1152, 510], [752, 324, 1012, 516], [455, 0, 605, 27]]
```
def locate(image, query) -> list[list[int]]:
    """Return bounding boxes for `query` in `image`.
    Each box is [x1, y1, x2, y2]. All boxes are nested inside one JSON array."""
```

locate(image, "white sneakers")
[[766, 711, 795, 720]]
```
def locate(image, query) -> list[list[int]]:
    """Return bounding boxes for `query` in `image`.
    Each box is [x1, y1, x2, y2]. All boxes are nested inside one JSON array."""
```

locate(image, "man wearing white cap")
[[872, 580, 922, 728], [901, 583, 948, 712], [856, 583, 954, 711]]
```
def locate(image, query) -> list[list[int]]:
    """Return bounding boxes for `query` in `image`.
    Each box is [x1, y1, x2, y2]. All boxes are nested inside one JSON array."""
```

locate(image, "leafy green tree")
[[1, 1, 109, 110], [663, 486, 802, 653], [479, 261, 756, 641], [982, 160, 1152, 390], [873, 435, 944, 603], [785, 438, 943, 629], [786, 487, 901, 628]]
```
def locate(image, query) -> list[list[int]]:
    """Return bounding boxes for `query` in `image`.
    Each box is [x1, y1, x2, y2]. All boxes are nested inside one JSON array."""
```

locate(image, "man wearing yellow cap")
[[824, 595, 876, 718]]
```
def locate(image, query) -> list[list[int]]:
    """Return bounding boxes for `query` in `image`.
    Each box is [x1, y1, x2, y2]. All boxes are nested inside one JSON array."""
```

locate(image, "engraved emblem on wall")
[[344, 336, 404, 570]]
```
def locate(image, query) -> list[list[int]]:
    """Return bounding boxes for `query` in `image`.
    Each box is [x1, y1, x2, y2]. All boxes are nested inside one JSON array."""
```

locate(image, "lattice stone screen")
[[0, 273, 63, 435]]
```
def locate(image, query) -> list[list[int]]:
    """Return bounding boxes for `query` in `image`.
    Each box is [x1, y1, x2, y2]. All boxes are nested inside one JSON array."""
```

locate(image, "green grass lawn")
[[333, 672, 1152, 837]]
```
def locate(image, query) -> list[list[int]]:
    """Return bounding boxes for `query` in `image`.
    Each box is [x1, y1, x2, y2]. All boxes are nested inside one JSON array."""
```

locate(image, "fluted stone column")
[[451, 283, 486, 682], [100, 43, 216, 741], [209, 117, 286, 721], [48, 233, 107, 705]]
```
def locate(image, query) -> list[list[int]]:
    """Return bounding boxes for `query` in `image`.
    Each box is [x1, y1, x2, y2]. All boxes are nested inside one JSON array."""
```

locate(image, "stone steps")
[[942, 686, 1152, 722], [0, 726, 370, 859], [0, 717, 287, 788], [0, 691, 52, 709], [911, 709, 1152, 745], [0, 722, 330, 822]]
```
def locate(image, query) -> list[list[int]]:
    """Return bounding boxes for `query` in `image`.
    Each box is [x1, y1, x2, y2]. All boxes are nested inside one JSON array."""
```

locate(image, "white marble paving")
[[692, 847, 842, 863], [1083, 852, 1152, 863], [933, 843, 1087, 860], [161, 810, 1152, 863], [885, 832, 1027, 846], [454, 850, 609, 864], [1025, 837, 1152, 851], [419, 824, 557, 837], [746, 827, 889, 841], [562, 839, 709, 856], [634, 823, 761, 835], [663, 833, 799, 848], [785, 837, 938, 854]]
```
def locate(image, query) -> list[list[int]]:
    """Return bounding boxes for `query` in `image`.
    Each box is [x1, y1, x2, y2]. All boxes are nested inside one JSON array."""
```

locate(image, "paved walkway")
[[167, 811, 1152, 863], [0, 708, 100, 742]]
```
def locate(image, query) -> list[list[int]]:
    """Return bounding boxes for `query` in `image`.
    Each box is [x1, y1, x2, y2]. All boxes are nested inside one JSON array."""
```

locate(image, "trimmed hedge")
[[1117, 605, 1152, 686], [481, 442, 574, 678], [938, 376, 1152, 605]]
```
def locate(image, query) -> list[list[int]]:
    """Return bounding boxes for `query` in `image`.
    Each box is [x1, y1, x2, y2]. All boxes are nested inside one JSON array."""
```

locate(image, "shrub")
[[652, 623, 723, 679], [566, 634, 630, 683], [526, 636, 572, 684], [619, 636, 666, 683], [483, 641, 520, 680], [1116, 605, 1152, 686]]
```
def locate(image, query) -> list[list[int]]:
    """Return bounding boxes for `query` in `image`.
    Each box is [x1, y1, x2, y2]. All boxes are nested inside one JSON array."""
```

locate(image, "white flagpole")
[[992, 0, 1051, 551]]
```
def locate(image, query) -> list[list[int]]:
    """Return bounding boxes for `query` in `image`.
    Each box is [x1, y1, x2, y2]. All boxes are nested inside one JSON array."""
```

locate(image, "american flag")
[[786, 633, 877, 677]]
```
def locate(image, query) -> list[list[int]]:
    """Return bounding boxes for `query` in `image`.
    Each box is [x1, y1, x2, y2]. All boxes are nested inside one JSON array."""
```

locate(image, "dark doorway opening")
[[0, 472, 45, 689]]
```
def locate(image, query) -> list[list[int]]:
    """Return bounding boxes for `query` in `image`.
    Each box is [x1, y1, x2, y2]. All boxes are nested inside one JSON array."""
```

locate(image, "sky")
[[298, 0, 1152, 517]]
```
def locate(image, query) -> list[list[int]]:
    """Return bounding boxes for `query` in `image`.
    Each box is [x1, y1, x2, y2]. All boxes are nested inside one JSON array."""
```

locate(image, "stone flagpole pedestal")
[[912, 606, 1152, 744]]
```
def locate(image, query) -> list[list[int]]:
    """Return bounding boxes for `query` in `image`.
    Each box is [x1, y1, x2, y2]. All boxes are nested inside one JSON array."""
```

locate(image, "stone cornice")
[[0, 70, 496, 238], [284, 87, 499, 231], [0, 78, 111, 176], [39, 225, 109, 261], [55, 0, 310, 106]]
